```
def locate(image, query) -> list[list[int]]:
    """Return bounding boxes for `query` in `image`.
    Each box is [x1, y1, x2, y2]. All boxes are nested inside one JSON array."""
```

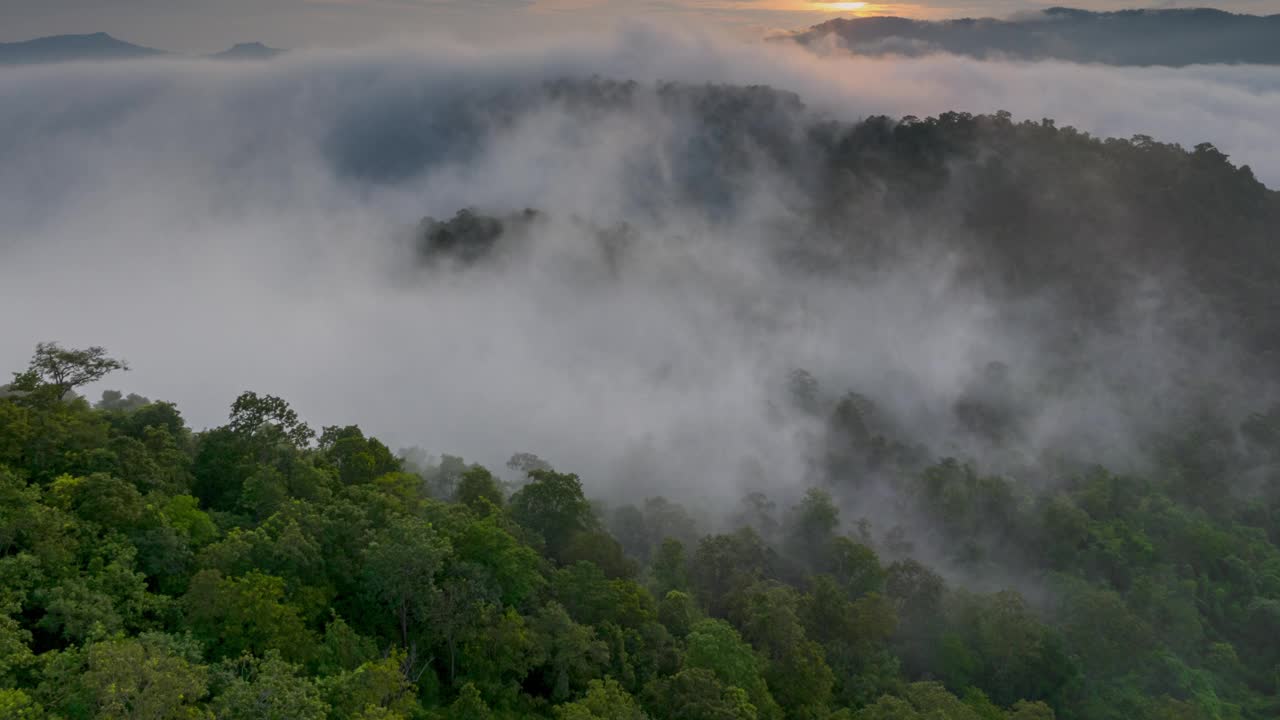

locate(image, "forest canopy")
[[4, 311, 1280, 720]]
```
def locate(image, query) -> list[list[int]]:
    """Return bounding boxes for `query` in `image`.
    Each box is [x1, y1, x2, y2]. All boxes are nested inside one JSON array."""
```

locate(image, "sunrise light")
[[801, 1, 908, 15]]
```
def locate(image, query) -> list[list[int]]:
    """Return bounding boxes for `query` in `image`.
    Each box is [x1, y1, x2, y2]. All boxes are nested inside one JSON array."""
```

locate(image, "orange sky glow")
[[678, 1, 943, 21]]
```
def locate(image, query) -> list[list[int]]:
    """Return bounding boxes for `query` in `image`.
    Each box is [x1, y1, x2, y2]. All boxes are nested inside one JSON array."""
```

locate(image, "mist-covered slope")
[[793, 7, 1280, 66], [395, 81, 1280, 499], [408, 80, 1280, 362]]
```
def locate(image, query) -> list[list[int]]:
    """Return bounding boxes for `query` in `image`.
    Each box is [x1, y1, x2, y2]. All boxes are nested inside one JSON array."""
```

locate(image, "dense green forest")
[[3, 333, 1280, 720]]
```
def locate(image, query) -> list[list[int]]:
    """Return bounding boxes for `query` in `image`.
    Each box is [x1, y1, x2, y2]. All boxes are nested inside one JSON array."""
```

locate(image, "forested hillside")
[[4, 324, 1280, 720], [409, 90, 1280, 389]]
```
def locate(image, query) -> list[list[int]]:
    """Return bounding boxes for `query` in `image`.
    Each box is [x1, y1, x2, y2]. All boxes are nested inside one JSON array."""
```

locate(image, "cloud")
[[1, 25, 1277, 507]]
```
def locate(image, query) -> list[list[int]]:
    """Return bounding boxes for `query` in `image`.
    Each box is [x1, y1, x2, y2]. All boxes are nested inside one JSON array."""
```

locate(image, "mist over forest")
[[3, 17, 1280, 720]]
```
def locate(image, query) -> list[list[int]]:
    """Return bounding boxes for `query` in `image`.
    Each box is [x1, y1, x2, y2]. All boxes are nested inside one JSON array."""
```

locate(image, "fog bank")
[[3, 25, 1278, 503]]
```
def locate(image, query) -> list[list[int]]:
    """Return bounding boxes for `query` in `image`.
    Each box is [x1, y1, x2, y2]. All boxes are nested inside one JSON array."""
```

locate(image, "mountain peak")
[[0, 32, 166, 65], [211, 41, 285, 60]]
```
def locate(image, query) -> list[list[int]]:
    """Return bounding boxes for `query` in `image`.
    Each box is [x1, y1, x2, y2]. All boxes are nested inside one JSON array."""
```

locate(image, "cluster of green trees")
[[3, 342, 1280, 719], [809, 109, 1279, 353]]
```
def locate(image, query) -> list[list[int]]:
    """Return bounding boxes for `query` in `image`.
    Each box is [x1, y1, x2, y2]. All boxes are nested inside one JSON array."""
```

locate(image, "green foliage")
[[0, 689, 48, 719], [17, 342, 129, 401], [324, 652, 422, 720], [690, 528, 772, 617], [642, 668, 760, 720], [0, 611, 36, 686], [684, 619, 765, 691], [650, 538, 689, 596], [456, 465, 505, 514], [360, 516, 451, 649], [824, 537, 886, 598], [555, 678, 650, 719], [509, 469, 596, 562], [684, 619, 780, 718], [787, 488, 840, 565], [450, 516, 544, 607], [442, 681, 492, 720], [211, 651, 327, 720], [530, 601, 610, 702], [77, 633, 209, 720], [228, 392, 314, 447], [457, 606, 541, 708], [164, 494, 219, 546], [5, 341, 1280, 720], [319, 425, 400, 486], [34, 538, 155, 644], [940, 591, 1076, 707], [658, 590, 698, 639], [183, 570, 315, 662], [562, 529, 638, 580]]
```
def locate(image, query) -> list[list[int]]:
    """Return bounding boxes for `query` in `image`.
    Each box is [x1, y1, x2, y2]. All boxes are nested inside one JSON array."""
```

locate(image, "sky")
[[1, 0, 1279, 53]]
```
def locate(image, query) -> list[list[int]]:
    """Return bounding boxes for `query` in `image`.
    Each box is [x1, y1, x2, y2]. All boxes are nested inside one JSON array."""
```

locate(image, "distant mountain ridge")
[[791, 7, 1280, 66], [0, 32, 166, 65], [0, 33, 286, 65], [210, 42, 285, 60]]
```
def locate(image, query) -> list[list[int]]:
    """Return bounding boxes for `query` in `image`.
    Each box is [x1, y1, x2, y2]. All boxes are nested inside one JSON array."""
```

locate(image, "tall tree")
[[360, 517, 450, 655], [14, 342, 129, 400], [509, 469, 595, 562]]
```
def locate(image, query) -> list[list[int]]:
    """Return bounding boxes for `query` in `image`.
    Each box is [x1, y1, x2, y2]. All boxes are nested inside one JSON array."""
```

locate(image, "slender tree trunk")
[[449, 637, 456, 684], [399, 597, 409, 648]]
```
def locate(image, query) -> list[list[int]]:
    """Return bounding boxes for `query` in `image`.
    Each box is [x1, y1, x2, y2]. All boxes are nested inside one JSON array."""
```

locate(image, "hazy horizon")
[[3, 1, 1280, 53]]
